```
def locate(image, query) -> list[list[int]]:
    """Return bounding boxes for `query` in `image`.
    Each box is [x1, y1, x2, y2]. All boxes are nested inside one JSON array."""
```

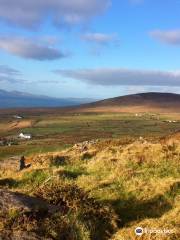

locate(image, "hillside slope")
[[0, 137, 179, 239], [77, 92, 180, 113]]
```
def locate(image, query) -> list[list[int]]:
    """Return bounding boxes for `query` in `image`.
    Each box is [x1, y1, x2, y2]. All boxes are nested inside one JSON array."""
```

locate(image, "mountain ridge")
[[76, 92, 180, 113], [0, 91, 180, 113], [0, 89, 95, 108]]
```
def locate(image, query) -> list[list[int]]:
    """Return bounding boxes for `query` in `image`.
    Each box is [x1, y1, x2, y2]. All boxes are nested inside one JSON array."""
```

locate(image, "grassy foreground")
[[0, 136, 179, 239]]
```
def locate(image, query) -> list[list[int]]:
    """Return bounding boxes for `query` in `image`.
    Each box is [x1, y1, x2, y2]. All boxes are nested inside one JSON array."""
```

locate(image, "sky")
[[0, 0, 180, 99]]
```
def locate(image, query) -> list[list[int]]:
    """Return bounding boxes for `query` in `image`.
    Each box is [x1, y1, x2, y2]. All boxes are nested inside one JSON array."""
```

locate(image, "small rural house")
[[13, 115, 23, 119], [19, 133, 32, 140]]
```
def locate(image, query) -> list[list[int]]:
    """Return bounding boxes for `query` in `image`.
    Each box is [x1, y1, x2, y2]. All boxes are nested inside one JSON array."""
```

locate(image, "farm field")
[[1, 112, 180, 160]]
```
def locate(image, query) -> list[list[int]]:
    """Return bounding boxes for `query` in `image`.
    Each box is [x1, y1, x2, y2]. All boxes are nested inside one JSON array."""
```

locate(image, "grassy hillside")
[[0, 137, 179, 239], [77, 92, 180, 113]]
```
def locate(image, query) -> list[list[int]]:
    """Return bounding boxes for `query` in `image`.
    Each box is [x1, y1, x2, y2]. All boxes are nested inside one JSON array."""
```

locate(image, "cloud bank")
[[55, 68, 180, 87], [150, 30, 180, 45], [0, 37, 68, 61], [0, 65, 23, 83], [0, 0, 110, 29]]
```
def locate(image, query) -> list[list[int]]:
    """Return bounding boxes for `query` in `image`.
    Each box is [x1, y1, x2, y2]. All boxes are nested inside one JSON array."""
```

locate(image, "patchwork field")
[[1, 112, 180, 160], [0, 111, 180, 239]]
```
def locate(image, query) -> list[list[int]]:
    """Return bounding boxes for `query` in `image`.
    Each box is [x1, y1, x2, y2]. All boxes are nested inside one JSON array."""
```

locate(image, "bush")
[[34, 181, 118, 239], [50, 155, 69, 167]]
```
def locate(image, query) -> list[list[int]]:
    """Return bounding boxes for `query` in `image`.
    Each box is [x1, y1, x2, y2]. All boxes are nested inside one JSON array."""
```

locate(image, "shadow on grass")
[[50, 156, 68, 167], [0, 178, 18, 188], [107, 195, 172, 227], [102, 182, 180, 227], [59, 169, 89, 180], [0, 170, 49, 189]]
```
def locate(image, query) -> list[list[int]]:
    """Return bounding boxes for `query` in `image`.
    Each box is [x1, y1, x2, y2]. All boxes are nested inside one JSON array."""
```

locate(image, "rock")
[[0, 231, 46, 240], [0, 189, 61, 240], [0, 189, 59, 214], [72, 139, 99, 152]]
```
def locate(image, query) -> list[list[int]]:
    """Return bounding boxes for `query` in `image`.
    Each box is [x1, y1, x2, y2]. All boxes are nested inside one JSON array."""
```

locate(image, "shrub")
[[34, 181, 118, 239]]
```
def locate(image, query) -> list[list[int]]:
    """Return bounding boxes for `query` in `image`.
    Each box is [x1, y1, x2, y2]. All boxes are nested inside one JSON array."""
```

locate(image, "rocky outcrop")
[[73, 139, 100, 152], [0, 189, 59, 214], [0, 189, 61, 240]]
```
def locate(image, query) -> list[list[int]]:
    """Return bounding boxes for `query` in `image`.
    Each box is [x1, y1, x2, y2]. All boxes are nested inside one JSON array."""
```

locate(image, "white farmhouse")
[[19, 133, 32, 140], [13, 115, 23, 119]]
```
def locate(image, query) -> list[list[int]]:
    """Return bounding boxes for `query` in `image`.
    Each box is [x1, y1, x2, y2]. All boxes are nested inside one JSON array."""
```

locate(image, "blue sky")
[[0, 0, 180, 99]]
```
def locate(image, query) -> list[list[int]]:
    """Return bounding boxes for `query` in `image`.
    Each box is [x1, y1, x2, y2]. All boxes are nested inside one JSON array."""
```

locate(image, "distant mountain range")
[[0, 89, 95, 108], [0, 90, 180, 113]]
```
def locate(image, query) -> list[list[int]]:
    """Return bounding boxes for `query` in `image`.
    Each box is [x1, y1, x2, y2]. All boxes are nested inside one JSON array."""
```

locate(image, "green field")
[[0, 112, 180, 160]]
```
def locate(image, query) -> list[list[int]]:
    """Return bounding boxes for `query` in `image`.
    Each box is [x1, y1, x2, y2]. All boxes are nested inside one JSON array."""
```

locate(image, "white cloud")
[[150, 30, 180, 45], [81, 33, 117, 45], [0, 36, 69, 61], [0, 0, 110, 29], [54, 68, 180, 87], [81, 32, 119, 56]]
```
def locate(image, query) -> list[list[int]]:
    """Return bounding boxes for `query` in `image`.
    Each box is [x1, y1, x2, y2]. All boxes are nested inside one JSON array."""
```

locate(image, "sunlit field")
[[1, 112, 180, 160]]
